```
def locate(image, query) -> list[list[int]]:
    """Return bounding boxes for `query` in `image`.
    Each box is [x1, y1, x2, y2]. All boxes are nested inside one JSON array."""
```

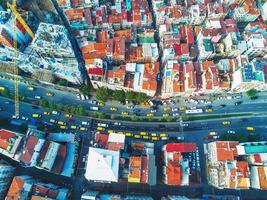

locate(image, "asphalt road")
[[1, 77, 267, 119], [1, 94, 267, 199]]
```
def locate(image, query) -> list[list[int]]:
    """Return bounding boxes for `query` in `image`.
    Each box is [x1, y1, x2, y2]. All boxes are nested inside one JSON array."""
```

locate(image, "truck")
[[90, 106, 99, 111]]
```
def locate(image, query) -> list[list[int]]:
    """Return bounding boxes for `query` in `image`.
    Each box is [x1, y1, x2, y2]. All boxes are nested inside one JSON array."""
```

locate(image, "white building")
[[85, 147, 120, 183]]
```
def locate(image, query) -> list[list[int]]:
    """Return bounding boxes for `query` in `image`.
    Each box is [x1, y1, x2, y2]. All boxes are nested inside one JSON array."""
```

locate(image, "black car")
[[220, 104, 226, 107], [234, 101, 242, 105]]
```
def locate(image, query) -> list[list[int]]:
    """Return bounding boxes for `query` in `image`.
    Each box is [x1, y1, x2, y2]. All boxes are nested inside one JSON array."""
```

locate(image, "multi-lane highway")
[[1, 76, 267, 199], [1, 77, 267, 119]]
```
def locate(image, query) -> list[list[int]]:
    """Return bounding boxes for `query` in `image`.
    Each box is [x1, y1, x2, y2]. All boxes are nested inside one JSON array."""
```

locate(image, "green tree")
[[113, 90, 125, 102], [76, 105, 86, 115], [56, 79, 69, 86], [135, 92, 149, 103], [97, 112, 106, 119], [96, 87, 109, 102], [79, 85, 91, 96], [0, 118, 9, 126], [0, 88, 11, 98], [246, 89, 258, 98], [20, 123, 28, 133], [125, 91, 135, 101], [181, 114, 189, 121], [39, 99, 49, 107], [131, 115, 138, 121]]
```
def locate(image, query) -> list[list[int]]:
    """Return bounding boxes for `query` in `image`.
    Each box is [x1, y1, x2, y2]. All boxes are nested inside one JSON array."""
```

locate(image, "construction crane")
[[7, 0, 35, 117]]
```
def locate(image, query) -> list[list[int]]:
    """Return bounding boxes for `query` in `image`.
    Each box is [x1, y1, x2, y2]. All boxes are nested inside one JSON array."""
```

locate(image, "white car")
[[52, 110, 59, 115], [227, 130, 236, 134], [172, 108, 178, 112], [34, 95, 41, 99], [82, 121, 90, 126], [213, 135, 220, 139], [12, 115, 19, 119], [173, 112, 179, 116], [177, 136, 184, 140], [181, 123, 189, 127], [22, 116, 28, 121], [126, 105, 134, 109], [114, 121, 121, 126]]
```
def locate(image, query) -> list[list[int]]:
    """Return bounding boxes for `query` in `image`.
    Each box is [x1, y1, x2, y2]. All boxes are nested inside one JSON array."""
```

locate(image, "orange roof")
[[6, 177, 25, 199], [142, 80, 157, 91], [258, 166, 267, 189], [202, 60, 214, 70], [114, 29, 131, 41], [215, 141, 238, 161], [166, 161, 182, 185]]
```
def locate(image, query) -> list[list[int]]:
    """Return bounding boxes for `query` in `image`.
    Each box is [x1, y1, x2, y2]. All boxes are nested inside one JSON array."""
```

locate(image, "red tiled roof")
[[165, 143, 196, 153], [166, 161, 182, 185], [20, 136, 39, 164], [88, 68, 103, 76], [95, 133, 108, 147], [51, 144, 67, 174]]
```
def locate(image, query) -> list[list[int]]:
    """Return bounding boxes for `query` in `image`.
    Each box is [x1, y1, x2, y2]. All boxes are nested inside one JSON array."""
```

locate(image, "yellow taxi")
[[58, 121, 66, 126], [46, 92, 54, 97], [140, 132, 148, 136], [151, 133, 157, 137], [121, 111, 129, 116], [71, 125, 77, 130], [160, 133, 168, 137], [97, 101, 105, 107], [60, 126, 67, 130], [110, 107, 118, 112], [246, 127, 255, 131], [151, 136, 159, 141], [125, 132, 133, 137], [118, 131, 124, 135], [142, 136, 150, 140], [44, 111, 50, 115], [32, 114, 41, 118], [209, 132, 218, 136], [134, 135, 141, 139], [205, 108, 213, 113], [162, 113, 169, 117], [164, 106, 171, 111], [179, 106, 187, 111], [97, 127, 105, 131], [49, 119, 56, 123], [108, 130, 114, 134], [80, 127, 88, 131], [222, 121, 231, 125], [147, 113, 154, 117], [65, 114, 73, 118]]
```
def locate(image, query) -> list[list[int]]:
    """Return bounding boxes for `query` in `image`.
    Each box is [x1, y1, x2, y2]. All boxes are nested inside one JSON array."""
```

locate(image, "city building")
[[0, 129, 23, 159], [206, 141, 267, 190], [0, 160, 15, 200], [162, 143, 198, 186], [85, 147, 120, 182], [5, 175, 70, 199]]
